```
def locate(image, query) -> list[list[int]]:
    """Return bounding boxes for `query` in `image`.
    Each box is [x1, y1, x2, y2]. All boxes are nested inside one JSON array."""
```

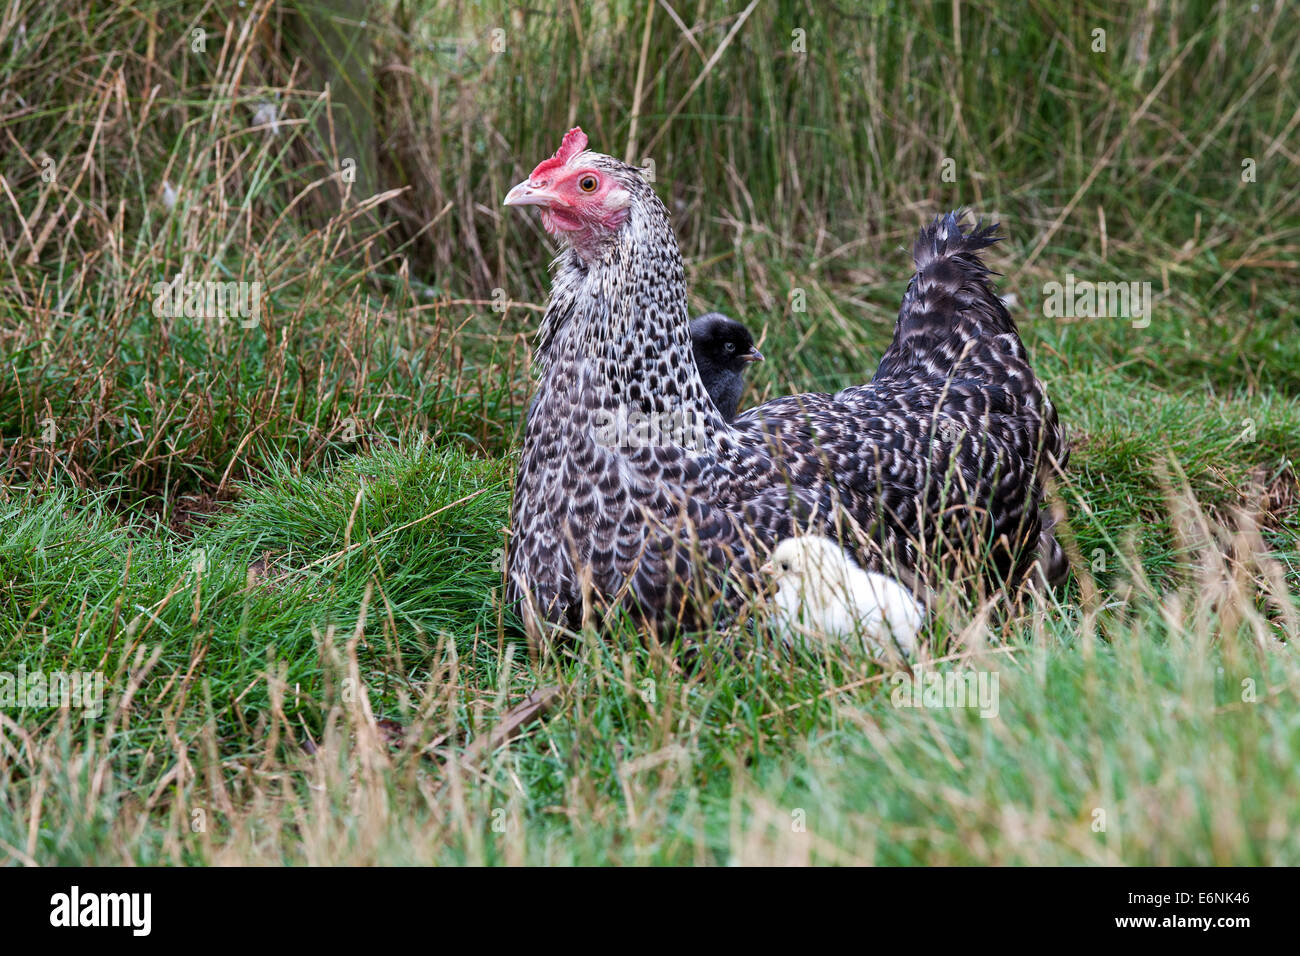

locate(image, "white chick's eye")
[[779, 560, 789, 571]]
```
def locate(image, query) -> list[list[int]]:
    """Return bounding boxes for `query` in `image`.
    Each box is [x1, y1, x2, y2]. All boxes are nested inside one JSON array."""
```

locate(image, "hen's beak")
[[504, 180, 559, 208], [743, 346, 764, 364]]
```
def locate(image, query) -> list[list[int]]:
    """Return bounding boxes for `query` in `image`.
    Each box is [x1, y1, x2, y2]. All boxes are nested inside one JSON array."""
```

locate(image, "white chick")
[[760, 535, 924, 659]]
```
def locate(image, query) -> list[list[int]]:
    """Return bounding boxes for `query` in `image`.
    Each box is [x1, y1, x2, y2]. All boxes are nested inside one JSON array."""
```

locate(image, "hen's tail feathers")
[[874, 211, 1017, 383]]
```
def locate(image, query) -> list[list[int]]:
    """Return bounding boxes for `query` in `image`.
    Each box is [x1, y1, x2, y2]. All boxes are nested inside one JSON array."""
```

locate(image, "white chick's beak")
[[759, 561, 774, 575]]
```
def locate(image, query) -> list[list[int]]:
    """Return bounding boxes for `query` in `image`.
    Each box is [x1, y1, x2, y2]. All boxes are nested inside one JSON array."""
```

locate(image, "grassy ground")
[[1, 0, 1298, 864]]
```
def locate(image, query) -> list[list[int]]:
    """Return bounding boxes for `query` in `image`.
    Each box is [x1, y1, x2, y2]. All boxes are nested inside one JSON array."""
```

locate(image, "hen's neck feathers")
[[536, 179, 722, 428]]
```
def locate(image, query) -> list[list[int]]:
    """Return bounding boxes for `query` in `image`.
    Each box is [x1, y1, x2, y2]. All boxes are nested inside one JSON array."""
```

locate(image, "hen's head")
[[504, 128, 639, 253]]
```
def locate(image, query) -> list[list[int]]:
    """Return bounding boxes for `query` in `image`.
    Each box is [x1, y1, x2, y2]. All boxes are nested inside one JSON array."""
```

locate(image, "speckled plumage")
[[526, 311, 758, 426], [506, 145, 1067, 634]]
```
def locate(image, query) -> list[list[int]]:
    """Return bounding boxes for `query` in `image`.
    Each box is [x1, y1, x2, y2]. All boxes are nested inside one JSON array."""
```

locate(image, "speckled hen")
[[503, 128, 1067, 635]]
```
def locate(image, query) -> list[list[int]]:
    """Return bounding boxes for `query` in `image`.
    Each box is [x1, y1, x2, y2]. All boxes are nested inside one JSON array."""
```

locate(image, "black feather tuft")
[[873, 211, 1018, 384]]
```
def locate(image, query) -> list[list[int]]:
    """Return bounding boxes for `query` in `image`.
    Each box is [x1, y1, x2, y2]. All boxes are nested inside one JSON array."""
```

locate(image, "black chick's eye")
[[579, 175, 598, 193], [724, 342, 736, 352]]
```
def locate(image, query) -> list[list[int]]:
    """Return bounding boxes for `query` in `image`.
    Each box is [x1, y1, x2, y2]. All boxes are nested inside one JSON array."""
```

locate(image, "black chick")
[[690, 312, 763, 422]]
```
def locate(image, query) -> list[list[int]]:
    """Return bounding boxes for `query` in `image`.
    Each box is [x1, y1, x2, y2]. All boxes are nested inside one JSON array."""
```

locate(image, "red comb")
[[528, 127, 588, 182]]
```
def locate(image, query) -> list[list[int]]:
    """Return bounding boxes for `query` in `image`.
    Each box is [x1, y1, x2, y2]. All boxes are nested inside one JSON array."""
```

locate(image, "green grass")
[[4, 444, 1298, 864], [0, 0, 1298, 865]]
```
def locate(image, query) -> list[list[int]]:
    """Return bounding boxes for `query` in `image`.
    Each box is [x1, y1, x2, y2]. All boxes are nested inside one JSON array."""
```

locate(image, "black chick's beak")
[[743, 346, 764, 364]]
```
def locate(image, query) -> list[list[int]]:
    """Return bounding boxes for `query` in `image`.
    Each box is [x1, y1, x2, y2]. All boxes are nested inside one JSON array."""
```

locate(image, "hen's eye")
[[579, 175, 599, 193]]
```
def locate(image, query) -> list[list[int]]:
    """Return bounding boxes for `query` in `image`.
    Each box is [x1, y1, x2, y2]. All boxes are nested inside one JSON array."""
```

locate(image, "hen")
[[504, 128, 1066, 635]]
